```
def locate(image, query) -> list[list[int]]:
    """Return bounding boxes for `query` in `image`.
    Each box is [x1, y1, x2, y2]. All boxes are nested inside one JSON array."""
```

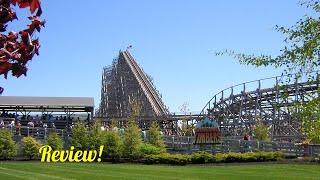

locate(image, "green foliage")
[[21, 136, 41, 160], [190, 151, 215, 164], [253, 120, 271, 141], [70, 121, 89, 150], [216, 1, 320, 81], [110, 119, 118, 129], [294, 97, 320, 143], [87, 120, 105, 150], [145, 151, 284, 165], [123, 119, 143, 159], [103, 130, 123, 161], [123, 101, 143, 160], [145, 153, 190, 165], [215, 0, 320, 146], [215, 0, 320, 83], [0, 129, 17, 159], [138, 143, 165, 157], [179, 102, 193, 136], [46, 132, 63, 151], [147, 120, 165, 150]]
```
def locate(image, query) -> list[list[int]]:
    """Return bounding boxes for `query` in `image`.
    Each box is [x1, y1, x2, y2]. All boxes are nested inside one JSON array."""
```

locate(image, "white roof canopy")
[[0, 96, 94, 112]]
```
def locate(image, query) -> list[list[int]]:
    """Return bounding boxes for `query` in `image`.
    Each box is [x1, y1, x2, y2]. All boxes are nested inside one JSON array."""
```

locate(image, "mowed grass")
[[0, 162, 319, 180]]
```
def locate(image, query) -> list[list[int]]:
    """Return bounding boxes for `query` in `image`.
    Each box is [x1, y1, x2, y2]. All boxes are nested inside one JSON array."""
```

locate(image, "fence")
[[2, 125, 67, 139], [2, 125, 319, 157], [163, 136, 320, 157]]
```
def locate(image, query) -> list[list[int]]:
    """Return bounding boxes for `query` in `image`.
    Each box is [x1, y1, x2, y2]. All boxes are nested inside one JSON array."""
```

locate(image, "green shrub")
[[46, 132, 63, 150], [70, 121, 89, 150], [145, 151, 284, 165], [214, 153, 228, 163], [191, 151, 215, 164], [0, 129, 17, 159], [139, 143, 165, 157], [225, 152, 243, 162], [103, 130, 123, 161], [123, 119, 143, 160], [147, 121, 166, 151], [87, 120, 105, 151], [273, 151, 285, 161], [21, 136, 42, 160], [145, 153, 190, 165]]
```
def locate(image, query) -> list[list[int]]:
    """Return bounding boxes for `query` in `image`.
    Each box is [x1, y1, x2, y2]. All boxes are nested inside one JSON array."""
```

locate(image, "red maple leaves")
[[11, 0, 42, 16], [0, 0, 44, 79]]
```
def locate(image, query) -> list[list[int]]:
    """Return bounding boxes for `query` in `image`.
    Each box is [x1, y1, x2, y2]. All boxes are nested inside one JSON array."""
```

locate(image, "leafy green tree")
[[21, 136, 41, 160], [0, 129, 17, 159], [148, 120, 165, 151], [215, 0, 320, 81], [123, 101, 143, 160], [70, 121, 89, 150], [138, 143, 164, 157], [104, 130, 123, 162], [253, 120, 271, 141], [179, 102, 193, 136], [87, 120, 105, 150], [295, 97, 320, 143], [46, 132, 63, 151]]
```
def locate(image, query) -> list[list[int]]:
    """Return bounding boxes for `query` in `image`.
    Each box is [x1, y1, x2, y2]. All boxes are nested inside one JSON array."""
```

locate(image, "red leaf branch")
[[0, 0, 45, 79]]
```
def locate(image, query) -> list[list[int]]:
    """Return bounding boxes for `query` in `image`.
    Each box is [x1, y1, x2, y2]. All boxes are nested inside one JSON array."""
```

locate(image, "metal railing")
[[162, 136, 320, 157], [1, 125, 67, 140]]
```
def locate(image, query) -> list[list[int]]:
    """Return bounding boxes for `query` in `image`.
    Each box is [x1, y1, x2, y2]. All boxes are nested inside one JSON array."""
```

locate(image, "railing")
[[162, 136, 320, 157], [1, 125, 67, 140]]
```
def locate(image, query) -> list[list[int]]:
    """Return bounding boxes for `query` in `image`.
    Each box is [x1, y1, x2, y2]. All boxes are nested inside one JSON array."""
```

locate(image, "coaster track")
[[199, 73, 319, 139], [97, 50, 169, 119], [122, 50, 169, 116]]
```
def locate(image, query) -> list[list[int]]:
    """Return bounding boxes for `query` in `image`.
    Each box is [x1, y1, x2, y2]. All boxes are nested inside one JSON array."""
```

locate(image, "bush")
[[253, 120, 271, 141], [123, 119, 143, 160], [145, 153, 190, 165], [144, 151, 284, 165], [139, 143, 165, 157], [69, 121, 89, 150], [46, 132, 63, 150], [214, 153, 231, 163], [103, 130, 123, 162], [191, 151, 215, 164], [147, 121, 166, 151], [21, 136, 42, 160], [0, 129, 17, 159]]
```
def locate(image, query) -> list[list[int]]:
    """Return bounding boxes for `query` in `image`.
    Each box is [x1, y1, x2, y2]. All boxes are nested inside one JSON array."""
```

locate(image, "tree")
[[0, 0, 45, 94], [87, 120, 105, 151], [294, 97, 320, 143], [0, 129, 17, 159], [70, 121, 89, 150], [147, 120, 165, 150], [104, 130, 123, 162], [215, 0, 320, 142], [179, 102, 193, 136], [253, 120, 271, 141], [46, 132, 63, 151], [123, 101, 143, 160], [216, 0, 319, 81], [21, 136, 41, 160]]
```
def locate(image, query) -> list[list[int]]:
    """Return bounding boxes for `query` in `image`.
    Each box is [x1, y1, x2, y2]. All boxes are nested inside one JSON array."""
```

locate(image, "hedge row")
[[145, 151, 284, 165]]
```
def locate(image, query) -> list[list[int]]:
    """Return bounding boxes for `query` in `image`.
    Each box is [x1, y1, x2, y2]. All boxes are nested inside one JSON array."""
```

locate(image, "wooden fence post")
[[172, 136, 175, 150]]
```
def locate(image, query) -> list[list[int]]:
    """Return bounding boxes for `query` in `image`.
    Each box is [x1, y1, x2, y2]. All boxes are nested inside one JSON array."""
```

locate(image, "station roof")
[[0, 96, 94, 112]]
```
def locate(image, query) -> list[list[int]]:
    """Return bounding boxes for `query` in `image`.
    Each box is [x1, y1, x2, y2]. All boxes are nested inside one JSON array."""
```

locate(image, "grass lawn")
[[0, 162, 319, 180]]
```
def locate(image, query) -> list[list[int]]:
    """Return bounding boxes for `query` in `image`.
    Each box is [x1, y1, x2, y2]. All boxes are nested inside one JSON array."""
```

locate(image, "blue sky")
[[0, 0, 316, 113]]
